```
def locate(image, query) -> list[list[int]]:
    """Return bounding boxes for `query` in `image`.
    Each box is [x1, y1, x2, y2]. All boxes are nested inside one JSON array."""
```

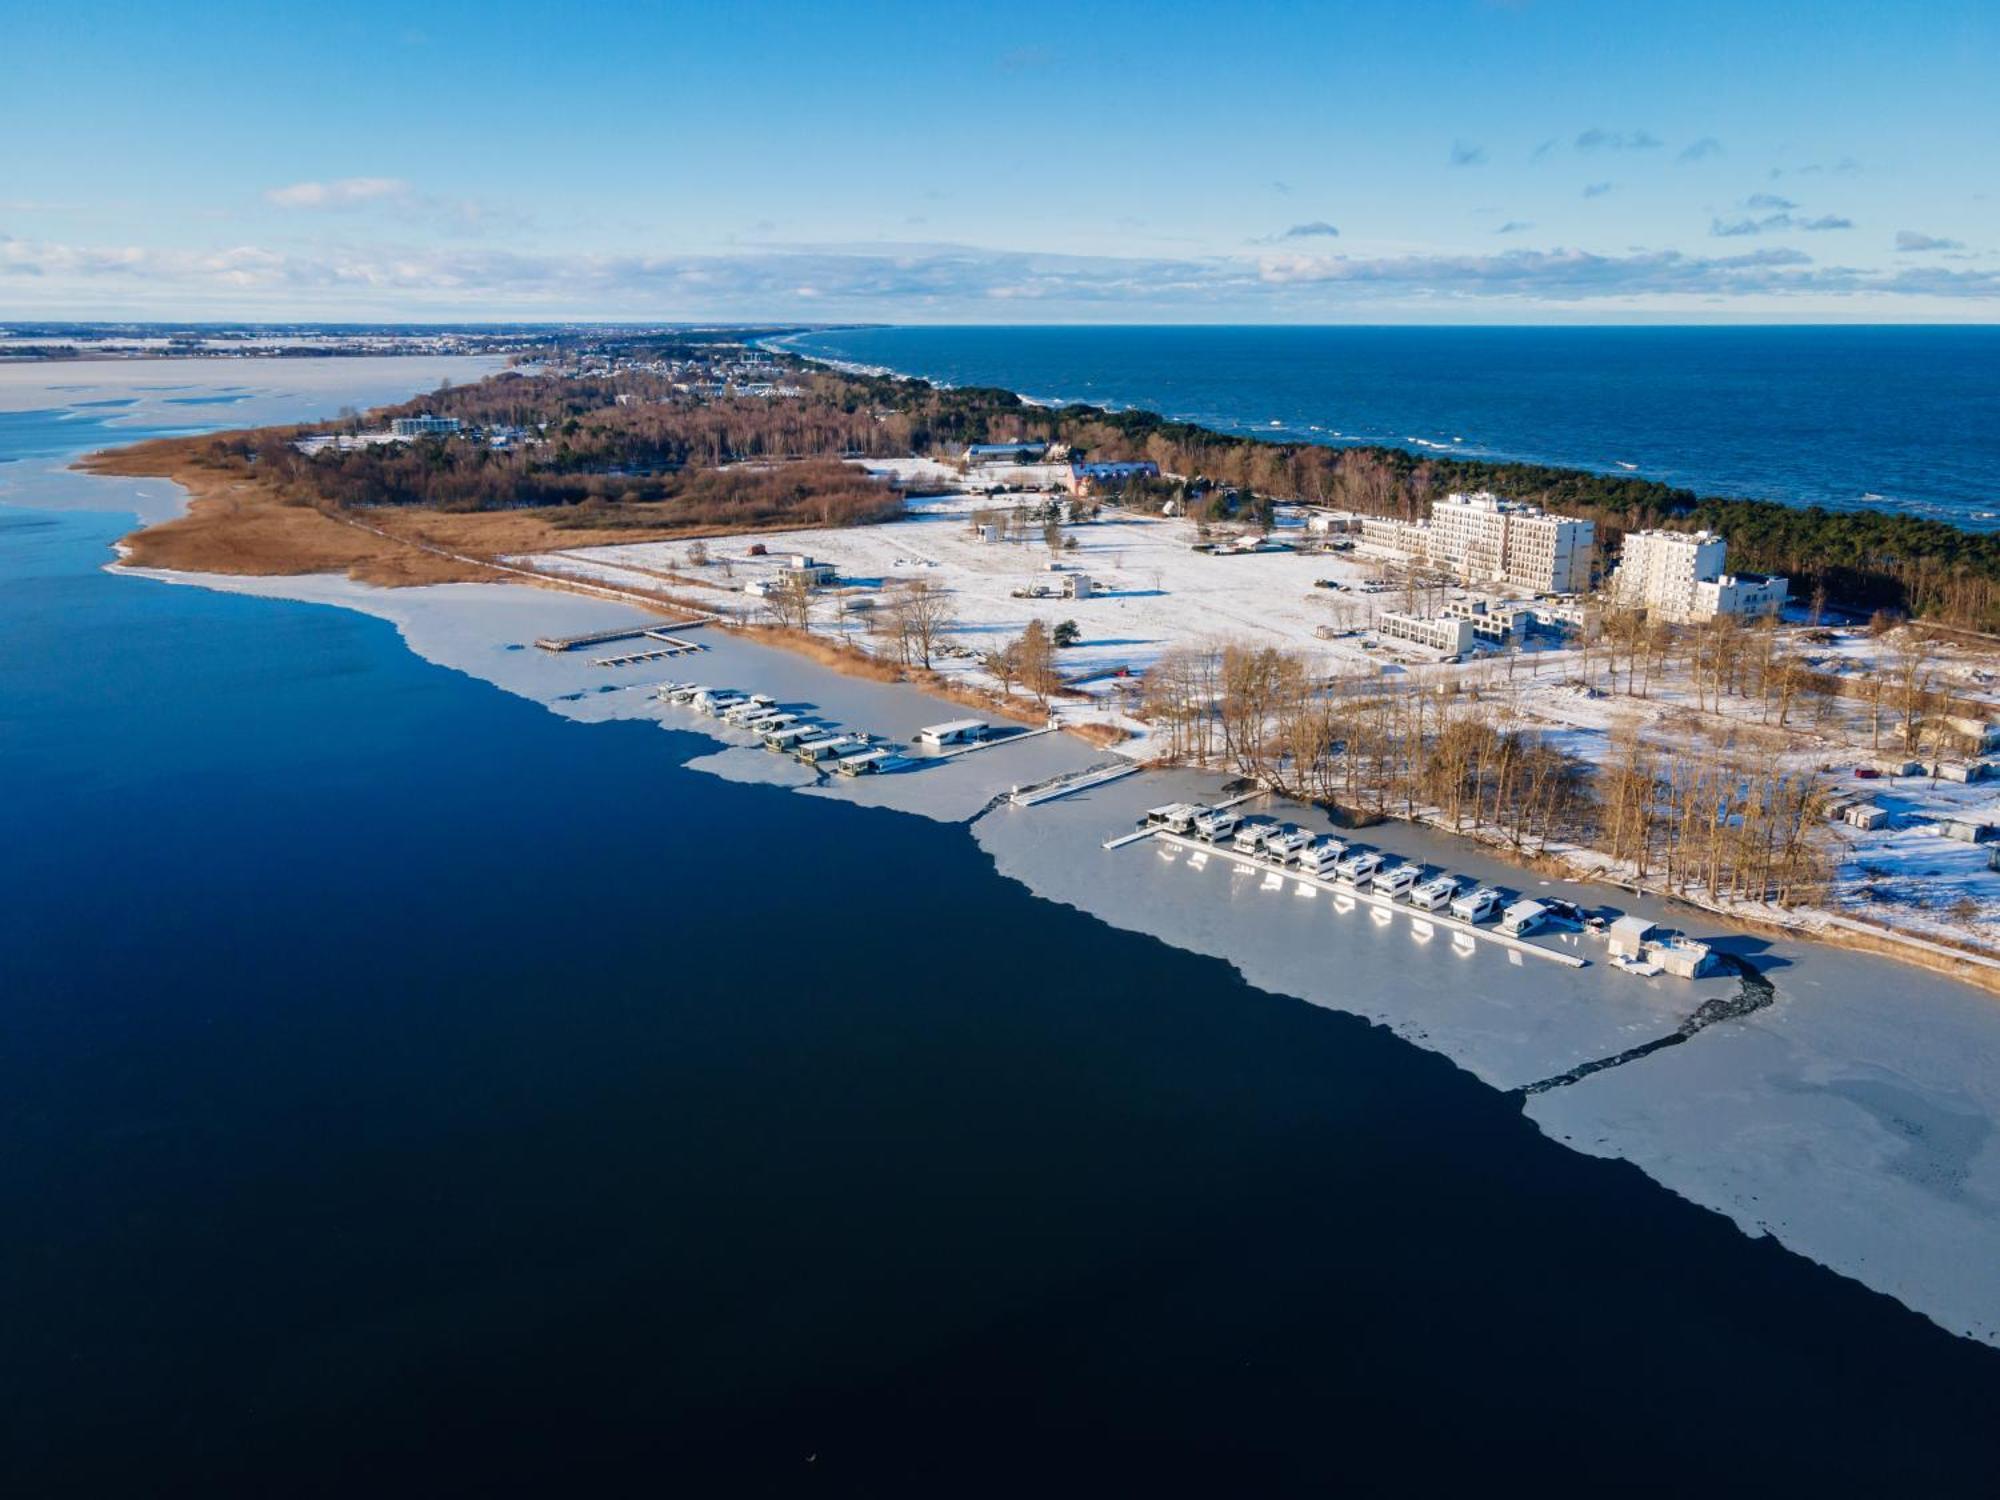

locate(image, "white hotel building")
[[1610, 529, 1788, 623], [1357, 491, 1596, 595], [1426, 491, 1596, 595]]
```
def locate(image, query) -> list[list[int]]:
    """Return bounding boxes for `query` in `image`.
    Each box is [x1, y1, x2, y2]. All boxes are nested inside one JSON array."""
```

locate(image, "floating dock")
[[591, 631, 705, 667], [1010, 762, 1142, 807]]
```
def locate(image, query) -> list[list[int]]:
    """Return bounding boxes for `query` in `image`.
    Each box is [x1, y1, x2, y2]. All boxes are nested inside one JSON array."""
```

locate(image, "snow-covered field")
[[520, 491, 2000, 957], [519, 493, 1518, 688]]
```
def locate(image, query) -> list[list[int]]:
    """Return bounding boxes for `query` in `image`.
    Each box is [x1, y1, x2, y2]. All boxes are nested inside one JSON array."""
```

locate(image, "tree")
[[882, 578, 956, 669], [1053, 619, 1081, 649], [763, 570, 816, 631], [1015, 619, 1061, 708]]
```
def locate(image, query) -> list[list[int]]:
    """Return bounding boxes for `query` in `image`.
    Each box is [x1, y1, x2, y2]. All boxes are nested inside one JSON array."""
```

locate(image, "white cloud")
[[264, 177, 411, 210], [2, 233, 1996, 315], [1896, 230, 1965, 252], [1576, 128, 1662, 151]]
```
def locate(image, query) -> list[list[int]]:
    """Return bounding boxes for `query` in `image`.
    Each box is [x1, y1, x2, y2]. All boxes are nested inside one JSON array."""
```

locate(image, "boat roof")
[[918, 718, 985, 735]]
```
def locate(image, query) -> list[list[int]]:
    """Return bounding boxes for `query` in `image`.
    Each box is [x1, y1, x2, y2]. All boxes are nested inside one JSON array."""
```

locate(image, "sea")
[[784, 325, 2000, 530], [4, 356, 2000, 1495]]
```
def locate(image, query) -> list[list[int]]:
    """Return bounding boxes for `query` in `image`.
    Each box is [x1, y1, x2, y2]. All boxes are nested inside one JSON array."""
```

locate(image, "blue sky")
[[4, 0, 1996, 322]]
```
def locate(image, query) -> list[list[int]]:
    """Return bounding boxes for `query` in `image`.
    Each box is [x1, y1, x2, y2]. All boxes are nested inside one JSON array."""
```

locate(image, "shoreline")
[[778, 326, 2000, 531], [75, 382, 2000, 991]]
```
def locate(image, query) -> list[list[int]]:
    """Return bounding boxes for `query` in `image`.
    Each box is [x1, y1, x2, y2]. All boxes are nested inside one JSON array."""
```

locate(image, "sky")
[[3, 0, 1996, 323]]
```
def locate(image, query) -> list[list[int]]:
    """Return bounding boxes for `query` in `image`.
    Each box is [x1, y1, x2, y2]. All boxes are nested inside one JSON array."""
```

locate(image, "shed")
[[1500, 900, 1550, 937], [1873, 757, 1924, 777], [1843, 802, 1890, 830], [1606, 915, 1659, 959], [1940, 818, 1994, 844], [1062, 573, 1094, 599]]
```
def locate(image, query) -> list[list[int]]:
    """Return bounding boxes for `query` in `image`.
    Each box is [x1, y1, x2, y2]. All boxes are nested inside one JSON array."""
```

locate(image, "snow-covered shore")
[[104, 554, 2000, 1351], [27, 355, 2000, 1353]]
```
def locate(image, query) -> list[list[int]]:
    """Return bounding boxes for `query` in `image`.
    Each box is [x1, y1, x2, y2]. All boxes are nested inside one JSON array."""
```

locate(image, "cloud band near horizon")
[[2, 234, 1996, 318]]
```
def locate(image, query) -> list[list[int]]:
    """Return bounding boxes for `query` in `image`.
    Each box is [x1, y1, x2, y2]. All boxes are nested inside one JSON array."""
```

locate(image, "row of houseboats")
[[1143, 802, 1509, 924], [656, 683, 902, 775], [1139, 801, 1720, 975]]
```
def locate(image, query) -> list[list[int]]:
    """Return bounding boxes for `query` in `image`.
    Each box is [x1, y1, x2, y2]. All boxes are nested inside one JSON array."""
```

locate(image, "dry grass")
[[1065, 720, 1131, 748], [86, 436, 707, 587], [733, 626, 1046, 728], [736, 625, 909, 682], [907, 669, 1045, 727]]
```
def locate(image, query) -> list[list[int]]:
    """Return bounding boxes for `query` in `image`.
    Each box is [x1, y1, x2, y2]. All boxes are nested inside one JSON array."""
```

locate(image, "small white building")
[[782, 554, 838, 587], [1500, 900, 1551, 936], [1842, 802, 1890, 830], [1376, 610, 1477, 656], [1607, 915, 1659, 960]]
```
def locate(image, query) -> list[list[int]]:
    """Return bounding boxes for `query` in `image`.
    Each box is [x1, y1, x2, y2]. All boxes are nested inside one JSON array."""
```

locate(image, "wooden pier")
[[591, 632, 705, 667], [534, 620, 708, 653]]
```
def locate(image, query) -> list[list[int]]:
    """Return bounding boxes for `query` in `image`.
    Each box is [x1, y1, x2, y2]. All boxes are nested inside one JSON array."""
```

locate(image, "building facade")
[[1426, 491, 1596, 594], [390, 414, 463, 437], [1354, 491, 1595, 595], [1375, 610, 1476, 656], [1611, 529, 1788, 622]]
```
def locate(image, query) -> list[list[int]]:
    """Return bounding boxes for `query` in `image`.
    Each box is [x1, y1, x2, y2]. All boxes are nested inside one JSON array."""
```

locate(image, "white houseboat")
[[1374, 863, 1424, 900], [915, 719, 987, 747], [1336, 849, 1383, 885], [1449, 886, 1502, 923], [1193, 807, 1241, 842], [1410, 873, 1460, 911]]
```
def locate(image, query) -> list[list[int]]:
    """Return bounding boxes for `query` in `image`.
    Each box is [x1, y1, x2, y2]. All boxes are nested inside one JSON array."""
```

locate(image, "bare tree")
[[763, 571, 817, 631]]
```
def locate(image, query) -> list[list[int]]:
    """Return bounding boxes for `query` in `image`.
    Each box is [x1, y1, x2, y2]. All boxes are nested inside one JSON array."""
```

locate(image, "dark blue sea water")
[[6, 381, 2000, 1494], [786, 325, 2000, 529]]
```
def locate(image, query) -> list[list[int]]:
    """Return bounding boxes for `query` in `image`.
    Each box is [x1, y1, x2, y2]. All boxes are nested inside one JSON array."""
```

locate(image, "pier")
[[591, 631, 705, 667], [1009, 762, 1143, 807], [534, 620, 708, 653]]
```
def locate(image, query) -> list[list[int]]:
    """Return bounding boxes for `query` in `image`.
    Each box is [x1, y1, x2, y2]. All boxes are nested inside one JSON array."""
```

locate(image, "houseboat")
[[915, 719, 987, 747], [1263, 827, 1314, 864], [1192, 807, 1241, 842], [1299, 838, 1348, 877], [1231, 821, 1273, 856], [835, 747, 897, 776], [1335, 849, 1383, 885], [1449, 886, 1502, 923], [793, 734, 855, 763], [1410, 874, 1460, 911], [1144, 803, 1206, 835], [1500, 899, 1551, 937], [763, 722, 821, 751], [1374, 863, 1424, 900]]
